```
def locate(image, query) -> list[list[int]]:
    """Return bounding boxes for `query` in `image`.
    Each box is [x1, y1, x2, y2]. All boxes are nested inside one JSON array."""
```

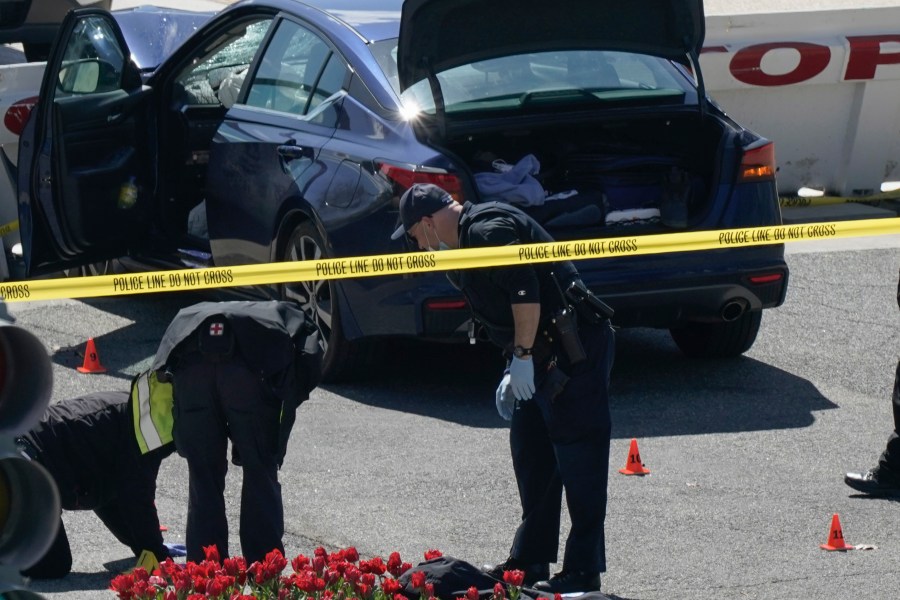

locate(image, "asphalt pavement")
[[7, 1, 900, 598], [7, 234, 900, 600]]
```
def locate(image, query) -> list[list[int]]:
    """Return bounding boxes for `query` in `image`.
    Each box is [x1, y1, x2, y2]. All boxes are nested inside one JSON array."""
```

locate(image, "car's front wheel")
[[669, 310, 762, 358], [280, 222, 373, 382]]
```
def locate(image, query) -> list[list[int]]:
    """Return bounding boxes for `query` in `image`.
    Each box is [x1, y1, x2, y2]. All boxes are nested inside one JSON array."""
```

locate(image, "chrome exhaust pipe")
[[720, 299, 748, 322]]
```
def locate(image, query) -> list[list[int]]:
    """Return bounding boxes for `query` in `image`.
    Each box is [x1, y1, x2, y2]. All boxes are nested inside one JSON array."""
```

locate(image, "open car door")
[[18, 8, 154, 276]]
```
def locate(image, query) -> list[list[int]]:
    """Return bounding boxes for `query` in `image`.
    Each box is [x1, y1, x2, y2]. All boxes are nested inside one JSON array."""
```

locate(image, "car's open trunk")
[[442, 111, 734, 240]]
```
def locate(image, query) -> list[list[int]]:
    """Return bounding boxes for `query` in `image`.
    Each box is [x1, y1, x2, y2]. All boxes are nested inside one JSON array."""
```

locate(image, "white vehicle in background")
[[0, 5, 213, 280], [0, 0, 113, 277], [0, 61, 42, 280]]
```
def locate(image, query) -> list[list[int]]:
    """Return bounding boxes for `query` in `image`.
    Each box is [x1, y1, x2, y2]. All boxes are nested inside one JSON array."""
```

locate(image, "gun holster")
[[550, 307, 586, 366], [538, 363, 570, 402], [565, 279, 614, 324]]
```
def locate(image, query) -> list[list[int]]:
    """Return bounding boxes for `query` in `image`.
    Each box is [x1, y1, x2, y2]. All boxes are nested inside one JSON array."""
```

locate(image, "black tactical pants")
[[508, 319, 615, 574], [172, 353, 283, 564], [24, 505, 164, 579], [877, 360, 900, 475]]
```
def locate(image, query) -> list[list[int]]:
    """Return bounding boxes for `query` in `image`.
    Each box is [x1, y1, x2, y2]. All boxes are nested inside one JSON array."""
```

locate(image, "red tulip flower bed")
[[109, 546, 545, 600]]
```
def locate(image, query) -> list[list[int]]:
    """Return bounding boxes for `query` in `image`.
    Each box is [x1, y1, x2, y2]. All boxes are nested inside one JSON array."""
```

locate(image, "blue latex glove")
[[164, 542, 187, 557], [508, 356, 535, 401], [495, 373, 516, 421]]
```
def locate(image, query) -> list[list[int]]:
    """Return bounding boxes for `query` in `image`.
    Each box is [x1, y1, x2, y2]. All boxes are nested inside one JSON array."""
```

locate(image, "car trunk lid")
[[397, 0, 708, 132], [397, 0, 705, 90]]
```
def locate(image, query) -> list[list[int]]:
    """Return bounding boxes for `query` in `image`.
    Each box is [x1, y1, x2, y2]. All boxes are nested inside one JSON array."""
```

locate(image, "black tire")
[[280, 222, 374, 382], [669, 310, 762, 358], [63, 260, 115, 278]]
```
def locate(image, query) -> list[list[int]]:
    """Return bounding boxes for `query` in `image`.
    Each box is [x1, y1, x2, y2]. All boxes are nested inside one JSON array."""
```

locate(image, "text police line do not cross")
[[1, 218, 899, 303]]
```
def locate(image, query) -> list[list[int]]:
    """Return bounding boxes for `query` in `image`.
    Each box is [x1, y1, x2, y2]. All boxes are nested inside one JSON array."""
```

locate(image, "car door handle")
[[277, 145, 312, 160], [107, 112, 123, 123]]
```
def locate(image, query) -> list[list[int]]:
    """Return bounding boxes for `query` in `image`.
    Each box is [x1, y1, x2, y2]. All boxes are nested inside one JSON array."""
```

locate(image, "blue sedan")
[[18, 0, 788, 381]]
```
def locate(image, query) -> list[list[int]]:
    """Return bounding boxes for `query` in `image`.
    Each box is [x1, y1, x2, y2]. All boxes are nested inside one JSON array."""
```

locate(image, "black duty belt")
[[14, 437, 38, 460]]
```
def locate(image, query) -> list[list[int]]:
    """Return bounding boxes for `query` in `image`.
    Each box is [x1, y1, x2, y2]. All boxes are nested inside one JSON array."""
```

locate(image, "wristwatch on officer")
[[513, 345, 533, 358]]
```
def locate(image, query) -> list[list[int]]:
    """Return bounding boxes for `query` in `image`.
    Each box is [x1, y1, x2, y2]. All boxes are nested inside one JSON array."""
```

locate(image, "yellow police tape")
[[3, 217, 900, 303], [0, 219, 19, 238], [780, 196, 894, 208]]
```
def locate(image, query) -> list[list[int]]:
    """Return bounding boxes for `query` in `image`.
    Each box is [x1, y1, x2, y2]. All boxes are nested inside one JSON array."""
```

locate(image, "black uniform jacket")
[[449, 201, 579, 349], [22, 391, 173, 511], [152, 300, 322, 406]]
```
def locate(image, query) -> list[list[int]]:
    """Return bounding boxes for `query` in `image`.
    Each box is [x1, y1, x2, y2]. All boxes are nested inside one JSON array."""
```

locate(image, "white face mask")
[[423, 224, 451, 252]]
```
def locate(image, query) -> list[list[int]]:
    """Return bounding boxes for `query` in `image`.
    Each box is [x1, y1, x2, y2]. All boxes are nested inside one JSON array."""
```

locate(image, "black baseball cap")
[[390, 183, 453, 240]]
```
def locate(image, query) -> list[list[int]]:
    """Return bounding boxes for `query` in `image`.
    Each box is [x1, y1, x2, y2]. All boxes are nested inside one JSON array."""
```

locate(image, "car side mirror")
[[57, 57, 141, 94], [57, 59, 100, 93]]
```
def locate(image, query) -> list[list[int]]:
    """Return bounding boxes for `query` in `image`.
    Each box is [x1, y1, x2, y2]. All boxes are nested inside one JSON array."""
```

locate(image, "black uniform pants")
[[22, 519, 72, 579], [877, 359, 900, 474], [508, 319, 614, 574], [172, 354, 284, 564], [23, 501, 164, 579]]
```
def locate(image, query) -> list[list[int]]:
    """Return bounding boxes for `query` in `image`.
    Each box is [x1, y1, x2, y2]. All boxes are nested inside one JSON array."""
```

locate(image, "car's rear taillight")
[[748, 273, 784, 285], [3, 96, 38, 138], [424, 298, 467, 311], [377, 162, 464, 201], [738, 141, 776, 183]]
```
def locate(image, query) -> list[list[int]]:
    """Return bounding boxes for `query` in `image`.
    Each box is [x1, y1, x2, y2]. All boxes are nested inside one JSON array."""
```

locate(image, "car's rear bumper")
[[350, 256, 789, 341], [586, 267, 788, 328]]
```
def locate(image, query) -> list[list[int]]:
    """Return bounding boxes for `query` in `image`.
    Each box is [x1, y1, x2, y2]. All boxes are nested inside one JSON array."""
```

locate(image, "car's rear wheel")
[[281, 222, 373, 382], [63, 260, 115, 278], [669, 310, 762, 358]]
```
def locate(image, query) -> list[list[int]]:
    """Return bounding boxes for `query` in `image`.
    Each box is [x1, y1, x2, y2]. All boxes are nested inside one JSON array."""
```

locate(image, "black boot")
[[482, 558, 549, 587], [533, 570, 601, 594], [845, 467, 900, 496]]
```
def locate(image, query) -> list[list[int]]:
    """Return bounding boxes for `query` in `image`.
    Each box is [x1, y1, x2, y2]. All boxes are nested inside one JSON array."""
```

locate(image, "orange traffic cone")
[[618, 438, 651, 475], [820, 513, 853, 551], [77, 337, 107, 373]]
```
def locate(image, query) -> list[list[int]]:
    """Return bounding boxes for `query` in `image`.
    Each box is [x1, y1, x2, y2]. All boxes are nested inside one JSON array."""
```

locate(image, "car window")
[[307, 54, 348, 113], [244, 19, 342, 117], [370, 39, 399, 96], [56, 16, 125, 97], [174, 18, 272, 106], [373, 45, 691, 116]]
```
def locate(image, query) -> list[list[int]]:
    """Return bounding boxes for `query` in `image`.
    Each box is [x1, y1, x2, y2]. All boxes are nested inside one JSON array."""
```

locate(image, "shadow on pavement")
[[608, 326, 837, 438], [328, 326, 837, 438], [47, 292, 209, 378], [27, 558, 132, 595], [44, 292, 837, 439]]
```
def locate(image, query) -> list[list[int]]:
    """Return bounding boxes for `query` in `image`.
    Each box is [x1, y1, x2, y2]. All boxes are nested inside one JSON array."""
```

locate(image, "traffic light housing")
[[0, 320, 59, 597]]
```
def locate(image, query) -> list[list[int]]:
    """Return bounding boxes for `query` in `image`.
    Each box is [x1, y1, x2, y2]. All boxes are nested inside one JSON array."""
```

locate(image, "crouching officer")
[[152, 300, 321, 564], [16, 390, 178, 579], [391, 184, 616, 594]]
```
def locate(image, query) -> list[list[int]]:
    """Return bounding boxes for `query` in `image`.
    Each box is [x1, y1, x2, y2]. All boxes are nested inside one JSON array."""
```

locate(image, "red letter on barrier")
[[845, 35, 900, 80], [730, 42, 830, 86]]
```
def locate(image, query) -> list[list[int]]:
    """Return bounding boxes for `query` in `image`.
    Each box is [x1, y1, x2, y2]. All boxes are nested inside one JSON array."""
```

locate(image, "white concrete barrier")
[[702, 7, 900, 197]]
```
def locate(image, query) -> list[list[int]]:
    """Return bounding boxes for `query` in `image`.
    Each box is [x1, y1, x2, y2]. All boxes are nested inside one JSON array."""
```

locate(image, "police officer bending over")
[[16, 391, 178, 579], [153, 301, 320, 564], [391, 184, 616, 594]]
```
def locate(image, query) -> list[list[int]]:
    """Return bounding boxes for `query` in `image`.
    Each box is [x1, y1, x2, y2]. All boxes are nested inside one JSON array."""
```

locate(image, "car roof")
[[113, 6, 214, 70], [312, 0, 401, 41], [234, 0, 401, 42]]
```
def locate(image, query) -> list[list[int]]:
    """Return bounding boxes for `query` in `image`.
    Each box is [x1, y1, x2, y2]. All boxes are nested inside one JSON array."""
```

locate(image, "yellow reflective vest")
[[130, 370, 174, 454]]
